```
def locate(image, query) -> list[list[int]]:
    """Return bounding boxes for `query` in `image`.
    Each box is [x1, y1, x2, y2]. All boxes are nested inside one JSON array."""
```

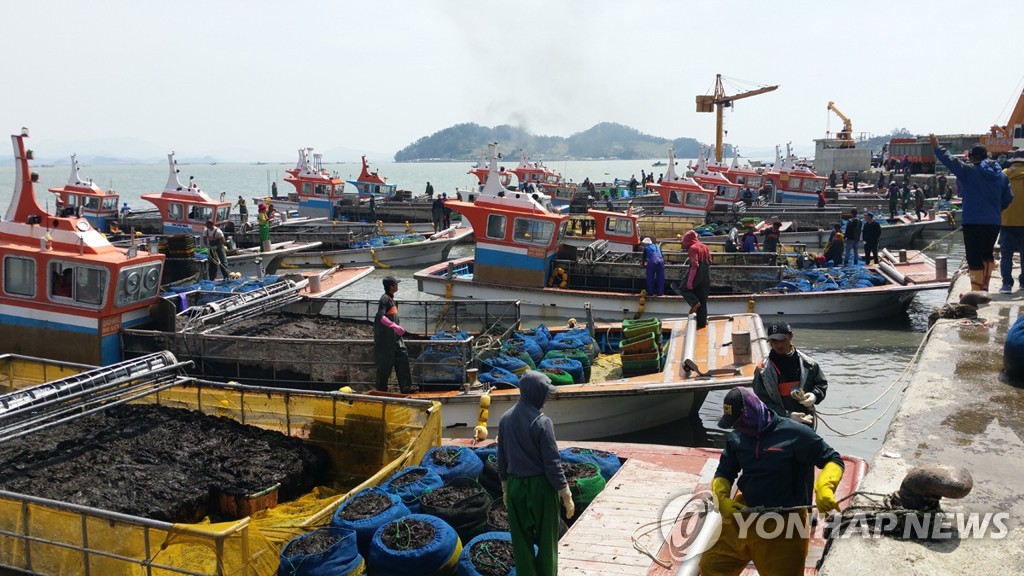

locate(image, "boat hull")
[[0, 304, 150, 365], [415, 257, 947, 324], [277, 227, 471, 268]]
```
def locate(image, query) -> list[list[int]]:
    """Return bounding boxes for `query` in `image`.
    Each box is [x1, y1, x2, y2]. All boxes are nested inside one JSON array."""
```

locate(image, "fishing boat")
[[131, 152, 234, 234], [759, 143, 829, 204], [511, 148, 579, 207], [278, 146, 349, 219], [0, 129, 166, 365], [469, 151, 513, 189], [273, 225, 471, 269], [647, 148, 717, 217], [347, 155, 397, 199], [414, 145, 950, 323], [690, 147, 745, 210], [46, 154, 122, 233], [446, 438, 867, 575], [121, 288, 767, 439]]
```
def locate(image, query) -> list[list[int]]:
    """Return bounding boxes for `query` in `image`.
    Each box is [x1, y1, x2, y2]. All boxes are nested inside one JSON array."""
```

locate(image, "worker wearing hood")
[[700, 387, 845, 576], [496, 370, 574, 575], [999, 154, 1024, 293]]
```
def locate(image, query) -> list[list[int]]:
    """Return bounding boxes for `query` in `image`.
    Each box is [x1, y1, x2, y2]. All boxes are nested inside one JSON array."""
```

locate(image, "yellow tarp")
[[0, 381, 442, 576]]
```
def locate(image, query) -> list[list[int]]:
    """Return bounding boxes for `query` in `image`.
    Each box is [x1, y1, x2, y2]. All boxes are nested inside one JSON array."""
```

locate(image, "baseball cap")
[[641, 237, 652, 245], [766, 322, 792, 340], [718, 387, 745, 428], [968, 144, 988, 161], [382, 276, 400, 289]]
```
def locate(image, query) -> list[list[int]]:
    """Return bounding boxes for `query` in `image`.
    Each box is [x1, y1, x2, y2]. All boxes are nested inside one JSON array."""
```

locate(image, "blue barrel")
[[369, 514, 462, 576], [278, 526, 364, 576], [382, 466, 445, 514], [421, 446, 485, 483], [330, 487, 410, 558], [537, 358, 584, 384]]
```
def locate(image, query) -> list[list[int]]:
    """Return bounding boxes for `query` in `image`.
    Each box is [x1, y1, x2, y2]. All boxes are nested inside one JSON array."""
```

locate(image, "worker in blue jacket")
[[930, 134, 1012, 291], [641, 237, 665, 296], [497, 371, 575, 576], [700, 386, 844, 576]]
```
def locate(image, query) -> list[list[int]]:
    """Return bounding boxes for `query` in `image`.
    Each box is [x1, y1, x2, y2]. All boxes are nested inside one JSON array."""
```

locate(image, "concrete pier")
[[820, 262, 1024, 575]]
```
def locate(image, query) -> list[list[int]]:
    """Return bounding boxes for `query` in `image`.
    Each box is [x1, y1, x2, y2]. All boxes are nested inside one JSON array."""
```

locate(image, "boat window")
[[736, 175, 746, 184], [217, 206, 230, 222], [75, 267, 107, 306], [486, 214, 506, 239], [116, 263, 162, 307], [556, 221, 567, 244], [82, 196, 100, 211], [66, 194, 79, 207], [102, 197, 118, 211], [189, 205, 214, 222], [168, 203, 184, 221], [723, 187, 739, 200], [605, 217, 634, 236], [4, 256, 36, 297], [315, 184, 329, 196], [788, 178, 801, 191], [748, 176, 762, 187], [302, 183, 312, 195], [685, 192, 709, 208], [49, 262, 74, 299], [803, 179, 820, 192], [669, 190, 682, 206], [512, 217, 554, 246]]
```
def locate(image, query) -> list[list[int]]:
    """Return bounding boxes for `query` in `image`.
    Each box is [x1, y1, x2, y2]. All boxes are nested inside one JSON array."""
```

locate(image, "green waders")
[[507, 475, 560, 576]]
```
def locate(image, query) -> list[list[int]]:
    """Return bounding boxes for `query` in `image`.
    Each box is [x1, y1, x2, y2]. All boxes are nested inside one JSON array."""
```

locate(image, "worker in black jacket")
[[700, 386, 845, 576], [862, 212, 882, 264]]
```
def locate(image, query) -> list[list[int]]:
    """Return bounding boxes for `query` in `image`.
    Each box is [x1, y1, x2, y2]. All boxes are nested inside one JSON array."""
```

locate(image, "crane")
[[826, 101, 856, 148], [981, 86, 1024, 154], [696, 74, 779, 162]]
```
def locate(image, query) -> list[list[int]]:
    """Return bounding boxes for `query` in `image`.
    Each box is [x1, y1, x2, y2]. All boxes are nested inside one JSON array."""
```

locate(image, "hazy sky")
[[2, 0, 1022, 160]]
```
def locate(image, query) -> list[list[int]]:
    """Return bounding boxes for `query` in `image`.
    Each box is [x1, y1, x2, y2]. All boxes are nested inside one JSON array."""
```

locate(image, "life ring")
[[549, 267, 569, 288]]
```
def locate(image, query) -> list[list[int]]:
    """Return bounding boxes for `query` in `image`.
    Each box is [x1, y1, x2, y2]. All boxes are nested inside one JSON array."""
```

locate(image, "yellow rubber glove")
[[712, 477, 744, 518], [814, 462, 844, 514], [559, 486, 575, 519], [501, 481, 508, 507]]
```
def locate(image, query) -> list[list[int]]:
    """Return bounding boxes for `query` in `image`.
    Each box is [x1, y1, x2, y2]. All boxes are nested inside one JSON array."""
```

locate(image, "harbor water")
[[0, 160, 966, 461]]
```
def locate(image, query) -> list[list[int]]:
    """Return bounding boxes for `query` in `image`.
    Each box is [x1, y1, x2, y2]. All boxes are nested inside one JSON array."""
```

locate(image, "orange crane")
[[981, 86, 1024, 154], [827, 101, 856, 148], [696, 74, 779, 162]]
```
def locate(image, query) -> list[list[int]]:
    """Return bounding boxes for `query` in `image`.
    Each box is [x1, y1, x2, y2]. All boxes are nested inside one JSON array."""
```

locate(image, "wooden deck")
[[547, 441, 868, 575]]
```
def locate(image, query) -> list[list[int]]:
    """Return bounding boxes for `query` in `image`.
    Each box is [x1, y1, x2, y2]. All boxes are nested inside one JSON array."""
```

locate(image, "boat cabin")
[[47, 154, 121, 233], [447, 144, 568, 288], [284, 147, 348, 219], [468, 153, 512, 190], [762, 143, 828, 204], [510, 149, 577, 207], [1, 130, 165, 366], [141, 153, 231, 234], [346, 156, 396, 199], [647, 148, 715, 217], [587, 209, 640, 251]]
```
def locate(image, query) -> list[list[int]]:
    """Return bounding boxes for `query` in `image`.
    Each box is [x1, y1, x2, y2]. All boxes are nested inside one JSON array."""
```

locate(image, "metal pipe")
[[879, 261, 908, 285]]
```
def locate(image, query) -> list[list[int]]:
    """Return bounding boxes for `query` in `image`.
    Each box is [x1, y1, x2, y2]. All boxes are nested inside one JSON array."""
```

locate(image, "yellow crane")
[[981, 86, 1024, 154], [696, 74, 779, 162], [827, 101, 856, 148]]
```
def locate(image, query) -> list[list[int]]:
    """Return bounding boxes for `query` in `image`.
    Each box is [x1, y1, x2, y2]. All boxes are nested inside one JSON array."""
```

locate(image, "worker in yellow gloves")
[[700, 386, 844, 576]]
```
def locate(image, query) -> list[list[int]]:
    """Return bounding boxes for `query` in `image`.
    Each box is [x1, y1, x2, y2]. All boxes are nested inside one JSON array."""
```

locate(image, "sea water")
[[0, 160, 966, 460]]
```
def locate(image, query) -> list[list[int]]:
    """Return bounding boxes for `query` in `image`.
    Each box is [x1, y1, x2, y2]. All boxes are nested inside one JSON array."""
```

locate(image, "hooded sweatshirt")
[[935, 147, 1012, 225], [716, 388, 843, 508], [496, 370, 567, 490], [1003, 162, 1024, 227]]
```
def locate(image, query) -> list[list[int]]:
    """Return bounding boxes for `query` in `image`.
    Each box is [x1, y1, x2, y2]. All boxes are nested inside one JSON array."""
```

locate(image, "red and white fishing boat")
[[1, 129, 165, 365], [688, 147, 744, 210], [760, 143, 828, 205], [140, 152, 232, 234], [647, 148, 716, 217], [347, 155, 397, 199], [511, 148, 578, 207], [47, 154, 122, 233], [468, 151, 513, 190], [281, 146, 349, 219]]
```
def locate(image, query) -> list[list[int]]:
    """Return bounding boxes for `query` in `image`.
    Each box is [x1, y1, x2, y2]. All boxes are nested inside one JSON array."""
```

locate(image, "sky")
[[2, 0, 1022, 162]]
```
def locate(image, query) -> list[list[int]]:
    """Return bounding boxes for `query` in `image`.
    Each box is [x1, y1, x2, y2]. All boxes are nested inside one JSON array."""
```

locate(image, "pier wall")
[[819, 262, 1024, 575]]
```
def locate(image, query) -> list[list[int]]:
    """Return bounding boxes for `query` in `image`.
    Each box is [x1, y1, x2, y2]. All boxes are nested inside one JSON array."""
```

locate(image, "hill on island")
[[393, 122, 724, 162]]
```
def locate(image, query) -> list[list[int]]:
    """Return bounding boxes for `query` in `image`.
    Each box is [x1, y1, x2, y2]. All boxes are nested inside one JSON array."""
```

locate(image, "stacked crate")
[[619, 318, 663, 376]]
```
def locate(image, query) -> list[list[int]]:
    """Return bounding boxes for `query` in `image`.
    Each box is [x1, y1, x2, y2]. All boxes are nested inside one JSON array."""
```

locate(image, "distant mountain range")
[[394, 122, 727, 162]]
